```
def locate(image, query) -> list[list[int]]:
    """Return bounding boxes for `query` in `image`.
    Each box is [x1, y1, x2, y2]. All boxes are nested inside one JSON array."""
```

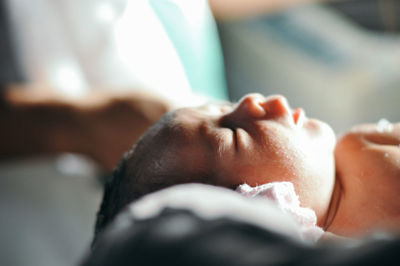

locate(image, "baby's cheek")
[[222, 156, 297, 187]]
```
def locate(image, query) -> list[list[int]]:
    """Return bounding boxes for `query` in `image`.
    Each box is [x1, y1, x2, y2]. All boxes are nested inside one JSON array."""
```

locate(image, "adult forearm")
[[0, 86, 172, 171], [0, 89, 88, 159], [209, 0, 323, 20]]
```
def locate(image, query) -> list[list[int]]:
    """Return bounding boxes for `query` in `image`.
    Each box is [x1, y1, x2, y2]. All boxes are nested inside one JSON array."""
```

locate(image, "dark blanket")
[[83, 184, 400, 266], [83, 208, 400, 266]]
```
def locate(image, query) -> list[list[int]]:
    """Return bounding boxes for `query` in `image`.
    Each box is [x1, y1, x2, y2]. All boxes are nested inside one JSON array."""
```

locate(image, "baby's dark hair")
[[92, 113, 191, 244], [91, 110, 235, 245], [92, 119, 162, 244], [93, 150, 130, 241]]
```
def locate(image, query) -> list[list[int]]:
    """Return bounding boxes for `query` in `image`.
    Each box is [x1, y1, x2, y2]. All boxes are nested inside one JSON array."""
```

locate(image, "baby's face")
[[327, 122, 400, 236], [152, 94, 336, 224]]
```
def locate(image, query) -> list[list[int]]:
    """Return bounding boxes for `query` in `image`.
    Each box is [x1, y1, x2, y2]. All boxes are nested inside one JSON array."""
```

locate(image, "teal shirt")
[[150, 0, 228, 101]]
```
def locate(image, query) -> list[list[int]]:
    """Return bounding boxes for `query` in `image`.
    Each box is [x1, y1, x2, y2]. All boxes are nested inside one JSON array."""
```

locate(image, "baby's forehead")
[[140, 110, 212, 170], [173, 107, 203, 122], [174, 102, 233, 119], [167, 108, 205, 132], [151, 110, 196, 146]]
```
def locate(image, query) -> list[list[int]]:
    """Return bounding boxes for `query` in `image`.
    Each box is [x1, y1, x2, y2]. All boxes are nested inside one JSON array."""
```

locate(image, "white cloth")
[[237, 182, 324, 243], [6, 0, 200, 105]]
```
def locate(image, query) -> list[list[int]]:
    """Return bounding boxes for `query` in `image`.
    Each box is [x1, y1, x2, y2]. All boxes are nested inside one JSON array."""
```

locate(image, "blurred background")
[[218, 0, 400, 133], [0, 0, 399, 266]]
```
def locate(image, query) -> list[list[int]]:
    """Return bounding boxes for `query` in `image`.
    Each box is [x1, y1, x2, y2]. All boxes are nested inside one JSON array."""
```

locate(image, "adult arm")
[[0, 85, 171, 171], [209, 0, 326, 21]]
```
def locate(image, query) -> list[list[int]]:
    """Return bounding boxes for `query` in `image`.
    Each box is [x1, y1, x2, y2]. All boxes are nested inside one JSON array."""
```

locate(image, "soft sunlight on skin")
[[134, 94, 336, 226], [119, 93, 400, 238], [326, 123, 400, 237]]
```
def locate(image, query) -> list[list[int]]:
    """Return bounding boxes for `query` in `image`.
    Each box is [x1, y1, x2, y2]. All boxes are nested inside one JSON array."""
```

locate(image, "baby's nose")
[[219, 94, 265, 128], [220, 94, 293, 128], [234, 94, 292, 118], [235, 93, 267, 118], [262, 95, 292, 117]]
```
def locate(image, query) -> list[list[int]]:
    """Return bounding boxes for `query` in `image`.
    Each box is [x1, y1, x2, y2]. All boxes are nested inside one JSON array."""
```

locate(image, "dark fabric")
[[328, 0, 400, 32], [83, 208, 400, 266], [0, 0, 24, 87]]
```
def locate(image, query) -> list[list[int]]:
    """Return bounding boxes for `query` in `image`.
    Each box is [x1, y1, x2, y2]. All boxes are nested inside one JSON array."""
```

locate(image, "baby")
[[94, 93, 400, 240]]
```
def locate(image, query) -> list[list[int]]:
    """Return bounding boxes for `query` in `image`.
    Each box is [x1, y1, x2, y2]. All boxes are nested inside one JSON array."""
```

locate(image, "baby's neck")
[[323, 178, 343, 231]]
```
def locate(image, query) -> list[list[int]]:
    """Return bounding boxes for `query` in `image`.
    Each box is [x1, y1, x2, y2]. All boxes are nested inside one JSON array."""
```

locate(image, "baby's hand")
[[335, 121, 400, 180], [331, 121, 400, 236], [346, 120, 400, 146]]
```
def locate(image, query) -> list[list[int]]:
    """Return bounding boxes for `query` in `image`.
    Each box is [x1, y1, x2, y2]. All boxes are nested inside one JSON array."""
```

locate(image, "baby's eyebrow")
[[158, 111, 184, 135], [203, 102, 235, 115]]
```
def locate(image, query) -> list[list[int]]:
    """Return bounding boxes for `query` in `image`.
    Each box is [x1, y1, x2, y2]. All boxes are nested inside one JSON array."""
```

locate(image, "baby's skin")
[[326, 121, 400, 236], [120, 93, 400, 237]]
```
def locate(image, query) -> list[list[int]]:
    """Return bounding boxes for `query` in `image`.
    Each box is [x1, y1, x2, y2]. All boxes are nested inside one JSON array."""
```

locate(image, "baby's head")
[[94, 93, 336, 239]]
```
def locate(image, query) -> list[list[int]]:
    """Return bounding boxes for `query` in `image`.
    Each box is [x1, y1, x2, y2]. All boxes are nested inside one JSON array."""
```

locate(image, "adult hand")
[[209, 0, 322, 21]]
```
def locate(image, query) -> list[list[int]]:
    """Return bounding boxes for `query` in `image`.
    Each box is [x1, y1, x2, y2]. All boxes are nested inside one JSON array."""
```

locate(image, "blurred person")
[[4, 0, 228, 103], [0, 0, 326, 171], [0, 0, 175, 172], [0, 0, 224, 172]]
